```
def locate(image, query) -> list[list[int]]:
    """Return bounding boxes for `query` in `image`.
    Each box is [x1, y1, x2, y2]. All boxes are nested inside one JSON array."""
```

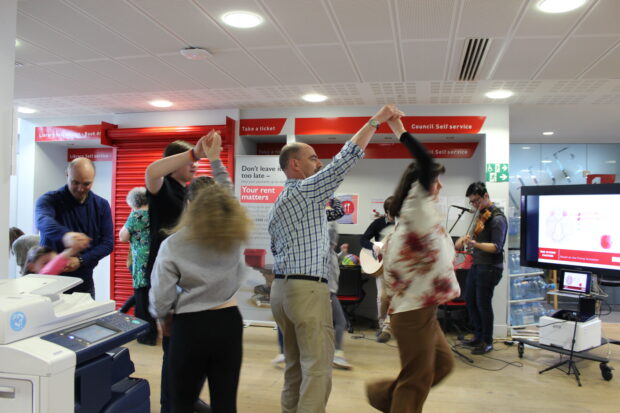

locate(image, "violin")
[[473, 209, 492, 237], [460, 207, 492, 253]]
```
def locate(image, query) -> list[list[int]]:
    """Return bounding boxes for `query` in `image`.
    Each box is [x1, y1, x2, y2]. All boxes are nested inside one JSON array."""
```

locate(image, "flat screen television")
[[520, 183, 620, 280]]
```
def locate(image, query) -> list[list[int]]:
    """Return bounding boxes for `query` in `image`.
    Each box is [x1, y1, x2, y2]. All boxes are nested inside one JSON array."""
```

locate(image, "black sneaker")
[[460, 337, 482, 348], [471, 343, 493, 355]]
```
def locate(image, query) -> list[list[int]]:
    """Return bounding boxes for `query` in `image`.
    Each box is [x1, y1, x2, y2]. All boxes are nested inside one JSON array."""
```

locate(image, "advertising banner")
[[235, 156, 286, 324]]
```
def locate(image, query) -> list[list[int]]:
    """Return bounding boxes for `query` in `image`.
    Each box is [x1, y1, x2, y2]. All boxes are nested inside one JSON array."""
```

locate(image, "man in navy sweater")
[[35, 157, 114, 297]]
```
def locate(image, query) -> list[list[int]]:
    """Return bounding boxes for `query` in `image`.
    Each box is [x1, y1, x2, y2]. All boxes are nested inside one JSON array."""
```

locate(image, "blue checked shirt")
[[268, 141, 364, 278]]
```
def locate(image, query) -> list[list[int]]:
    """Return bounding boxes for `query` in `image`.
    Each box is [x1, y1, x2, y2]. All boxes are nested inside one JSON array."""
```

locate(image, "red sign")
[[240, 185, 284, 203], [295, 116, 486, 135], [67, 148, 114, 162], [240, 118, 287, 136], [255, 142, 477, 159], [539, 248, 620, 267], [586, 174, 616, 184], [36, 124, 102, 141], [317, 142, 478, 159]]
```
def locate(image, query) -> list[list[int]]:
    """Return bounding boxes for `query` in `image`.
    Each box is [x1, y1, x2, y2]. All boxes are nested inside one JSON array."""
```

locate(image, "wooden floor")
[[126, 323, 620, 412]]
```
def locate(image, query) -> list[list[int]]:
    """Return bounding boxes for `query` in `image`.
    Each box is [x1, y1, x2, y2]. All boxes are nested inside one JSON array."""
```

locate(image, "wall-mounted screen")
[[520, 183, 620, 279]]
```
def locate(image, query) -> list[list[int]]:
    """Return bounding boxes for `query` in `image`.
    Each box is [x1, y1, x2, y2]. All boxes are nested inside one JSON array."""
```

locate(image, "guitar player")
[[360, 196, 395, 342]]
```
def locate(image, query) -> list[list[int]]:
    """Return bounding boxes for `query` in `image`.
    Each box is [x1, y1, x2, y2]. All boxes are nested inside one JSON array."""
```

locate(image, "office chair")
[[336, 265, 366, 333], [438, 268, 469, 335]]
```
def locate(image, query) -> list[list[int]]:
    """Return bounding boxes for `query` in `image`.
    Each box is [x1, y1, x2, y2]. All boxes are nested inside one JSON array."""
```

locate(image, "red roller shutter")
[[105, 118, 236, 311]]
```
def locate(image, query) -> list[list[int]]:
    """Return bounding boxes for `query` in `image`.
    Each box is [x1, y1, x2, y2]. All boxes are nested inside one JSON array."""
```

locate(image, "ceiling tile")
[[14, 65, 93, 98], [210, 50, 279, 87], [251, 48, 317, 84], [583, 43, 620, 78], [41, 62, 131, 94], [129, 0, 237, 50], [329, 0, 393, 42], [16, 13, 105, 61], [349, 43, 400, 82], [116, 56, 204, 90], [538, 36, 619, 79], [458, 0, 522, 38], [402, 41, 448, 81], [263, 0, 339, 44], [63, 0, 184, 54], [15, 39, 65, 64], [159, 54, 241, 88], [298, 44, 358, 83], [492, 38, 561, 79], [78, 59, 168, 92], [18, 0, 145, 58], [397, 0, 454, 40], [575, 0, 620, 36]]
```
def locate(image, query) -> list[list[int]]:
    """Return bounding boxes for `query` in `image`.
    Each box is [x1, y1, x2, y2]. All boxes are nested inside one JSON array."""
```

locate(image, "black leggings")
[[169, 306, 243, 413]]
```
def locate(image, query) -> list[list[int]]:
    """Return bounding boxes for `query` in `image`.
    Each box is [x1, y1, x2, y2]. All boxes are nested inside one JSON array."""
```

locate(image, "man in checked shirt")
[[268, 105, 403, 413]]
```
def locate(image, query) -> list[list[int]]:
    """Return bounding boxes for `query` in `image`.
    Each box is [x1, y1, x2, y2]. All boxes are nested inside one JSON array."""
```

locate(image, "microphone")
[[451, 205, 473, 213]]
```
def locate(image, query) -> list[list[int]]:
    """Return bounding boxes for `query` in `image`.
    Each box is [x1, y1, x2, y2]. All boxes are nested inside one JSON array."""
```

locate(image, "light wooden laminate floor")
[[125, 323, 620, 413]]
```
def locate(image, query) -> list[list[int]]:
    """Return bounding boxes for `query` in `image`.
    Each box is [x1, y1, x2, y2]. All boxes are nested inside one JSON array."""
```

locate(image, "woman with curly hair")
[[149, 132, 252, 413], [366, 113, 460, 413]]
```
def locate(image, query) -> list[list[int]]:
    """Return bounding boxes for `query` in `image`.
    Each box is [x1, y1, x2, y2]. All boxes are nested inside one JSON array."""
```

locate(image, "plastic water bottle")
[[511, 304, 523, 326], [509, 252, 520, 274], [521, 303, 535, 325], [524, 279, 536, 299], [511, 278, 521, 300]]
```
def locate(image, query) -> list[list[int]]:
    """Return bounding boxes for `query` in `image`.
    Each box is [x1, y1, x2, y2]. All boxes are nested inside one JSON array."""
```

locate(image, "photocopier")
[[0, 275, 150, 412]]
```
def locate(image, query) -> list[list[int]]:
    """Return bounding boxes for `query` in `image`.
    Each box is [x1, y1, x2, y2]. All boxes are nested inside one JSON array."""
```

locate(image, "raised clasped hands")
[[374, 104, 405, 124], [202, 129, 222, 162], [194, 129, 222, 161]]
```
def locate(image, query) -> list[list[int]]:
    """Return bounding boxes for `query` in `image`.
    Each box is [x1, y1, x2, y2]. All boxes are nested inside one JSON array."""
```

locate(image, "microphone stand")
[[449, 208, 468, 234]]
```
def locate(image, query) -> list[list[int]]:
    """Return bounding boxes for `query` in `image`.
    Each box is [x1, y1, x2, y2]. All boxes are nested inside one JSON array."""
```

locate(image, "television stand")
[[515, 337, 613, 384]]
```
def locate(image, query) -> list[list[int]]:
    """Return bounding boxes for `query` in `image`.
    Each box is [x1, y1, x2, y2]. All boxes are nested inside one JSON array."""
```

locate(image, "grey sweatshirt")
[[148, 227, 246, 319]]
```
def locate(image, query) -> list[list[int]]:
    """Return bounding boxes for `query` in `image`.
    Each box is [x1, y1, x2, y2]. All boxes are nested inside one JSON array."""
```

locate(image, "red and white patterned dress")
[[383, 182, 460, 315]]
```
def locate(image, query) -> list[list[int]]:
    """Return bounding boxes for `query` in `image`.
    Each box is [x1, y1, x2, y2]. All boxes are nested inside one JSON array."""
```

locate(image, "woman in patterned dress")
[[366, 114, 460, 413]]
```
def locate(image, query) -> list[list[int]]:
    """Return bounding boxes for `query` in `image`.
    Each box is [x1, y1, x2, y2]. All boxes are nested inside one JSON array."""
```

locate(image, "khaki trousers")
[[366, 305, 454, 413], [271, 278, 335, 413]]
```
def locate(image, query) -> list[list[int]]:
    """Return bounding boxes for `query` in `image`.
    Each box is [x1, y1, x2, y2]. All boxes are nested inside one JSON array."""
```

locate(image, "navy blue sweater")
[[35, 185, 114, 292]]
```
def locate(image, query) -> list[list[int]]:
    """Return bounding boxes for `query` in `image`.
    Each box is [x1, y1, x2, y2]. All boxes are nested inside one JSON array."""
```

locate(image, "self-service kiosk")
[[0, 275, 150, 412]]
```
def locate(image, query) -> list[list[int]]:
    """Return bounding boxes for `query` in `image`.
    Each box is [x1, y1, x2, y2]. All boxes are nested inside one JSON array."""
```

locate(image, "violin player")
[[454, 181, 508, 355]]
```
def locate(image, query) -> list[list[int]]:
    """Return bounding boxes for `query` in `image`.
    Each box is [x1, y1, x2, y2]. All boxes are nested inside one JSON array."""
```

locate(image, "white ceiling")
[[12, 0, 620, 142]]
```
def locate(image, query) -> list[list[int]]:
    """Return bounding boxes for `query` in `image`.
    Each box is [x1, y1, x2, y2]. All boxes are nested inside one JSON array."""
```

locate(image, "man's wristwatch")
[[369, 118, 380, 128], [77, 256, 84, 267]]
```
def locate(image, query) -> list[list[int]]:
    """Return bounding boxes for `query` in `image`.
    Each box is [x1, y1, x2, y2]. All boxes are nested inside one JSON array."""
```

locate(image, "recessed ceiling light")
[[485, 89, 514, 99], [222, 11, 263, 28], [521, 146, 531, 150], [542, 160, 552, 164], [17, 106, 37, 114], [302, 93, 328, 103], [542, 131, 554, 135], [605, 160, 617, 164], [149, 99, 173, 108], [15, 39, 20, 47], [537, 0, 587, 14]]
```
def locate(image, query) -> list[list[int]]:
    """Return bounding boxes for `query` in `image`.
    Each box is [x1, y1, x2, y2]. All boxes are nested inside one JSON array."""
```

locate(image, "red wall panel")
[[107, 119, 235, 311]]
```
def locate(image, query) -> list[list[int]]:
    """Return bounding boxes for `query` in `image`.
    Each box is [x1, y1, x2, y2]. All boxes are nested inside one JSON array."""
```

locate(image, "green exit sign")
[[486, 163, 509, 182]]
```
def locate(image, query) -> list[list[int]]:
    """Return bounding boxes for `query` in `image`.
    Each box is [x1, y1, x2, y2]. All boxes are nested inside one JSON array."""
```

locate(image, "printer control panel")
[[41, 312, 148, 363]]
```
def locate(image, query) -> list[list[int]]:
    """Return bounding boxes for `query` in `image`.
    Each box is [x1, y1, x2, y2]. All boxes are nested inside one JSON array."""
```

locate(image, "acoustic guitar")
[[360, 242, 384, 278]]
